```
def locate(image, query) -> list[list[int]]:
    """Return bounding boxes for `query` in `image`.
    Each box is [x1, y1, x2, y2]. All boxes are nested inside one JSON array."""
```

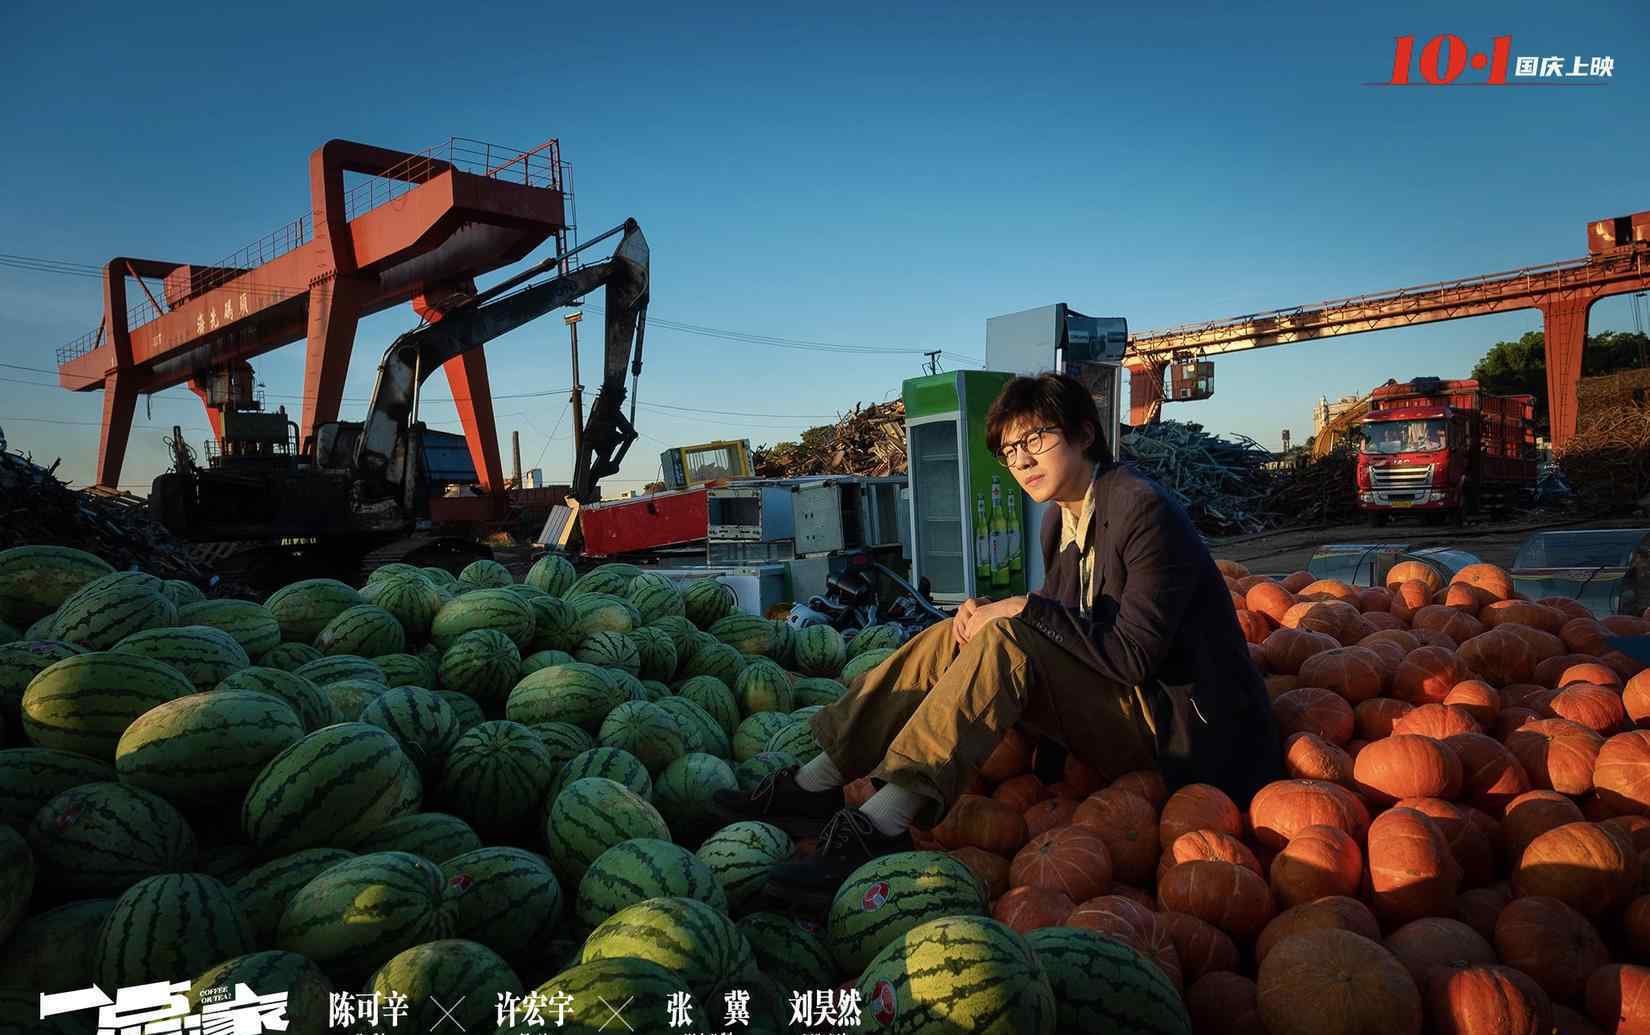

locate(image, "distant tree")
[[1471, 329, 1648, 435]]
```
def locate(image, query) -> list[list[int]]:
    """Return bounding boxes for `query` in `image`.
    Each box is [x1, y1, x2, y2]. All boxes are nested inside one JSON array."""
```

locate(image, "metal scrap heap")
[[1556, 369, 1650, 513], [1118, 421, 1285, 535], [753, 400, 907, 478]]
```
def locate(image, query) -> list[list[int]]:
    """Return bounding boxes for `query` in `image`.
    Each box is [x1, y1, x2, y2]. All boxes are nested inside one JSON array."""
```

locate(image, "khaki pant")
[[808, 616, 1157, 827]]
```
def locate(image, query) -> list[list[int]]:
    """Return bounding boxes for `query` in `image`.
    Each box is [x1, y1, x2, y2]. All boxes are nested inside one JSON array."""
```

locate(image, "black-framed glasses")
[[996, 426, 1060, 465]]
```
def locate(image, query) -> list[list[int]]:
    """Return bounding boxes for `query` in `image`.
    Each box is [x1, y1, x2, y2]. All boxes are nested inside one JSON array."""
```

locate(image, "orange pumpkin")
[[1282, 600, 1350, 640], [1265, 675, 1301, 700], [978, 726, 1035, 783], [1454, 884, 1514, 943], [1273, 687, 1357, 745], [1493, 896, 1609, 1003], [1452, 563, 1515, 604], [1353, 734, 1464, 806], [1514, 820, 1636, 913], [1269, 824, 1362, 907], [1596, 730, 1650, 817], [1157, 909, 1241, 983], [1355, 697, 1415, 741], [1535, 652, 1604, 689], [1558, 661, 1625, 689], [1495, 707, 1542, 740], [1502, 790, 1587, 861], [1584, 964, 1650, 1035], [1357, 586, 1394, 613], [1625, 895, 1650, 960], [1284, 731, 1356, 787], [1504, 718, 1604, 796], [1413, 605, 1487, 645], [1392, 703, 1481, 739], [1414, 627, 1462, 651], [1364, 628, 1423, 654], [1280, 569, 1315, 593], [1008, 824, 1112, 901], [991, 885, 1074, 933], [1108, 769, 1168, 808], [1262, 626, 1341, 676], [1605, 649, 1648, 682], [1255, 895, 1381, 963], [948, 846, 1010, 901], [1022, 796, 1077, 839], [1383, 917, 1496, 989], [1248, 778, 1371, 850], [1442, 732, 1531, 816], [1216, 558, 1250, 579], [1499, 626, 1568, 669], [1500, 683, 1557, 713], [1248, 582, 1300, 626], [1549, 684, 1630, 736], [1393, 646, 1477, 705], [1185, 972, 1266, 1035], [1157, 859, 1275, 942], [1366, 806, 1460, 924], [1360, 612, 1407, 636], [1540, 596, 1596, 622], [1560, 618, 1614, 657], [1057, 752, 1103, 798], [1604, 615, 1650, 637], [931, 794, 1028, 857], [1394, 796, 1496, 888], [1387, 560, 1446, 594], [1299, 578, 1359, 604], [1602, 813, 1650, 853], [1067, 892, 1155, 938], [1456, 627, 1536, 687], [1247, 642, 1269, 672], [1159, 829, 1264, 885], [1235, 608, 1273, 646], [990, 772, 1047, 812], [1442, 681, 1501, 725], [1446, 582, 1491, 612], [1425, 964, 1552, 1035], [1071, 788, 1157, 883], [1297, 646, 1390, 703], [1479, 598, 1564, 634], [1627, 670, 1650, 729], [1390, 579, 1435, 623], [1255, 929, 1424, 1035], [1159, 783, 1243, 847]]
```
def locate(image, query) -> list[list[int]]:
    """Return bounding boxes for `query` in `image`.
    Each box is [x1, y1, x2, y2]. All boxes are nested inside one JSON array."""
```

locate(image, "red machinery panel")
[[578, 487, 709, 557]]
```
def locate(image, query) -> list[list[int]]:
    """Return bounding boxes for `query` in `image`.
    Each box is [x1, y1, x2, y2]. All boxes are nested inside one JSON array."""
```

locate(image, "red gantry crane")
[[1125, 209, 1650, 449]]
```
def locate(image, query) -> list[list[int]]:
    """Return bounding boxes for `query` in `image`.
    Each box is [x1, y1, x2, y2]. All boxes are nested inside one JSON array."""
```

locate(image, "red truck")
[[1355, 377, 1537, 526]]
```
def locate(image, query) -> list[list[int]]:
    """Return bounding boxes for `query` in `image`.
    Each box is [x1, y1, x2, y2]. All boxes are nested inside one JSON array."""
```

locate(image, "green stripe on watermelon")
[[359, 685, 462, 771], [567, 564, 638, 599], [521, 648, 575, 675], [0, 746, 115, 828], [230, 848, 354, 947], [794, 624, 847, 676], [505, 958, 678, 1035], [545, 776, 671, 886], [0, 545, 116, 627], [263, 579, 364, 644], [571, 594, 640, 638], [315, 604, 406, 658], [431, 589, 536, 651], [655, 697, 731, 758], [323, 677, 386, 720], [439, 846, 564, 966], [526, 721, 595, 767], [436, 720, 557, 838], [294, 653, 386, 686], [709, 613, 777, 655], [1024, 926, 1192, 1035], [115, 688, 305, 809], [458, 559, 513, 589], [93, 872, 255, 989], [0, 825, 33, 945], [367, 940, 523, 1035], [647, 614, 698, 656], [792, 676, 846, 708], [575, 836, 729, 928], [241, 722, 419, 855], [597, 700, 685, 776], [0, 898, 115, 988], [217, 666, 337, 731], [735, 659, 794, 716], [505, 663, 622, 732], [764, 718, 822, 764], [827, 850, 988, 974], [525, 596, 580, 653], [274, 850, 448, 985], [626, 572, 686, 625], [439, 628, 522, 706], [362, 575, 443, 644], [695, 820, 793, 910], [111, 624, 251, 691], [175, 599, 281, 658], [683, 579, 737, 630], [848, 623, 905, 658], [653, 752, 738, 835], [437, 690, 487, 734], [737, 911, 836, 993], [349, 812, 484, 862], [21, 651, 194, 757], [578, 895, 752, 999], [841, 646, 895, 684], [524, 554, 576, 596], [550, 746, 652, 802], [372, 652, 437, 689], [853, 915, 1056, 1035], [258, 641, 323, 671], [734, 751, 799, 793], [190, 951, 334, 1035], [629, 625, 679, 682], [732, 712, 796, 764], [49, 582, 177, 650]]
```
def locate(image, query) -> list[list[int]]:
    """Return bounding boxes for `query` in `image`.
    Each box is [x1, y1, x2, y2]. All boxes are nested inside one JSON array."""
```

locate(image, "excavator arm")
[[349, 219, 649, 507]]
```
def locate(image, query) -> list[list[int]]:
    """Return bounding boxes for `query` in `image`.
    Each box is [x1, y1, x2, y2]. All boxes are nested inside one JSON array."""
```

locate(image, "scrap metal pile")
[[753, 400, 907, 478], [1556, 369, 1650, 513], [0, 430, 211, 582]]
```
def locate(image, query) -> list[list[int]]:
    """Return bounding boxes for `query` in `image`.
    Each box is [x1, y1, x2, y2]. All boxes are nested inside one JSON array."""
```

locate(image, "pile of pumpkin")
[[866, 559, 1650, 1035]]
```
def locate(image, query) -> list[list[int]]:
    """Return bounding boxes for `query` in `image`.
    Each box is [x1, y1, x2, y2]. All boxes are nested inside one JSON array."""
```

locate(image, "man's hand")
[[954, 595, 1028, 646]]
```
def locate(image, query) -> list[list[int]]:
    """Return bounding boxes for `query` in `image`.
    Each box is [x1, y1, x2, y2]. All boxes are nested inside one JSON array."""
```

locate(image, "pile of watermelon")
[[2, 544, 1189, 1035]]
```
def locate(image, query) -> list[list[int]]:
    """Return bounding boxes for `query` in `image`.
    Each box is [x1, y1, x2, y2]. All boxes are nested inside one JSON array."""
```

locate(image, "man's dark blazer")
[[1017, 459, 1283, 808]]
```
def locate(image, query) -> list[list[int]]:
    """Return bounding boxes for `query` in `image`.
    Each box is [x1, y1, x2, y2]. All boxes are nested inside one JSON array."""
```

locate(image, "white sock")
[[859, 783, 927, 836], [795, 752, 845, 792]]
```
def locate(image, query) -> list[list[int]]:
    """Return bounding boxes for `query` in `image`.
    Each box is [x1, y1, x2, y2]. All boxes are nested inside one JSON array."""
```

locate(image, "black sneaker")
[[708, 765, 844, 837], [762, 807, 914, 907]]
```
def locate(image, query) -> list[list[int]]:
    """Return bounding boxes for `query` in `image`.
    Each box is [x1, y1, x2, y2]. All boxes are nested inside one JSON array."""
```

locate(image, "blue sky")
[[2, 0, 1647, 493]]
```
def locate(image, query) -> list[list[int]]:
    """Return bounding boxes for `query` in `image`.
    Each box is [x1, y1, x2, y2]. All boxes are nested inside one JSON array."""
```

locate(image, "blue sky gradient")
[[2, 0, 1646, 492]]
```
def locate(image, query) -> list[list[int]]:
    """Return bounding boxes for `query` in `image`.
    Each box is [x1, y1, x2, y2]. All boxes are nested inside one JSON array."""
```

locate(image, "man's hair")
[[985, 372, 1112, 463]]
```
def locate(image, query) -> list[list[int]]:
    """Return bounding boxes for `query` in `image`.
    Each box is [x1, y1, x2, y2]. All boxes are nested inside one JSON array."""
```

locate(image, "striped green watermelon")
[[629, 625, 679, 682], [710, 613, 777, 655], [770, 618, 798, 668], [794, 624, 847, 676], [521, 648, 575, 675], [598, 700, 686, 776], [626, 572, 686, 625], [197, 841, 261, 885], [264, 579, 364, 644], [529, 720, 596, 766], [159, 579, 206, 607], [735, 659, 794, 716], [0, 748, 111, 834], [459, 558, 513, 589], [258, 641, 323, 671], [50, 577, 177, 650], [294, 653, 386, 686], [735, 751, 799, 793], [604, 668, 650, 703], [1024, 926, 1191, 1034], [568, 564, 640, 599], [440, 846, 564, 964], [361, 575, 443, 643], [0, 638, 84, 737], [92, 872, 254, 988], [792, 676, 846, 708], [850, 623, 906, 658], [373, 651, 437, 689], [842, 646, 895, 684], [24, 614, 54, 640], [368, 940, 523, 1034], [276, 850, 449, 984], [525, 554, 577, 596], [190, 951, 334, 1035], [350, 811, 484, 861], [656, 697, 731, 758], [854, 915, 1055, 1035], [571, 593, 639, 638], [115, 689, 305, 808], [315, 603, 405, 657], [0, 825, 32, 945], [431, 588, 535, 650], [683, 578, 737, 630], [576, 837, 729, 928], [682, 639, 747, 686], [438, 690, 486, 733], [640, 678, 672, 700], [695, 820, 793, 910], [507, 958, 679, 1035], [738, 911, 836, 993], [0, 898, 115, 988], [648, 614, 699, 655], [323, 677, 385, 719], [359, 684, 462, 770], [242, 722, 418, 854], [422, 566, 460, 588], [674, 675, 737, 735], [653, 752, 738, 833], [579, 895, 753, 997], [21, 651, 193, 757], [733, 712, 796, 763], [506, 663, 622, 732], [437, 720, 557, 837], [828, 850, 988, 973], [545, 776, 671, 884], [0, 545, 116, 626], [369, 563, 426, 584], [790, 704, 824, 722], [551, 746, 653, 801], [440, 628, 522, 705], [576, 630, 640, 677], [764, 718, 823, 764], [111, 624, 251, 690], [229, 848, 354, 946], [176, 599, 281, 658], [526, 595, 581, 653], [28, 781, 196, 895], [505, 583, 550, 603]]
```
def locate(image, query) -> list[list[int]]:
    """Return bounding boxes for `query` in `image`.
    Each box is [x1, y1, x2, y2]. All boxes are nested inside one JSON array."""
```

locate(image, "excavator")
[[149, 219, 649, 588]]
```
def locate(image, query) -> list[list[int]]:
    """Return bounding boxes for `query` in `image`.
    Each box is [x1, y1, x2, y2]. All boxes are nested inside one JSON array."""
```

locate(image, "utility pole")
[[511, 430, 523, 489], [923, 350, 942, 375], [566, 309, 585, 476]]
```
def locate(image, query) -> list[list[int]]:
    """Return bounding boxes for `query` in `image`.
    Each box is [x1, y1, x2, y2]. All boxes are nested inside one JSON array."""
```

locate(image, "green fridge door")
[[959, 371, 1027, 597]]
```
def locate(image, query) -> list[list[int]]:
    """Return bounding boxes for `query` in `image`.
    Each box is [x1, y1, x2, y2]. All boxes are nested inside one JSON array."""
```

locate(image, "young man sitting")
[[712, 372, 1283, 901]]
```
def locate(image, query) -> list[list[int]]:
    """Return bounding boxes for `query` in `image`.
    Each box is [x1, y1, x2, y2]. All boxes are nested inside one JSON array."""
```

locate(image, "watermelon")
[[361, 575, 443, 644], [545, 776, 671, 885], [649, 614, 699, 655], [640, 678, 672, 700], [22, 651, 194, 757], [190, 951, 334, 1035], [115, 689, 305, 808], [770, 618, 799, 668], [791, 704, 824, 721], [764, 717, 823, 764], [733, 712, 796, 763], [275, 850, 449, 984], [507, 958, 679, 1035], [792, 676, 846, 708], [521, 648, 575, 675], [0, 545, 116, 626], [315, 603, 405, 657], [437, 720, 557, 837], [598, 700, 686, 776], [695, 820, 793, 910], [683, 578, 737, 630], [568, 564, 640, 599], [176, 598, 282, 657], [506, 583, 550, 603], [367, 940, 523, 1034], [735, 659, 794, 715], [735, 751, 799, 793], [28, 781, 196, 895], [604, 668, 650, 704], [350, 811, 484, 861], [1024, 926, 1192, 1034], [630, 625, 679, 682], [710, 613, 777, 656], [0, 638, 84, 736], [682, 639, 747, 686], [323, 677, 385, 720], [738, 911, 836, 993], [626, 572, 686, 625], [369, 563, 426, 584], [431, 589, 535, 650], [50, 577, 177, 650], [373, 651, 437, 689], [854, 916, 1056, 1035], [264, 579, 364, 644], [576, 837, 729, 928], [842, 647, 895, 684], [579, 895, 753, 997], [422, 566, 460, 588], [672, 675, 735, 734], [459, 559, 513, 589], [439, 690, 486, 734], [551, 746, 653, 801], [525, 554, 577, 596], [571, 593, 640, 637], [230, 848, 354, 947], [157, 579, 204, 608], [0, 825, 32, 945], [0, 898, 115, 988], [440, 628, 522, 705], [653, 752, 738, 832], [92, 872, 254, 988], [294, 653, 386, 686], [359, 684, 462, 770], [0, 746, 115, 828], [526, 596, 581, 652], [258, 641, 323, 671], [850, 623, 905, 658], [198, 841, 261, 885], [241, 722, 419, 854], [794, 624, 847, 676], [528, 720, 596, 767], [111, 624, 251, 690], [656, 697, 731, 758], [506, 663, 622, 732], [828, 850, 988, 973], [440, 846, 564, 964]]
